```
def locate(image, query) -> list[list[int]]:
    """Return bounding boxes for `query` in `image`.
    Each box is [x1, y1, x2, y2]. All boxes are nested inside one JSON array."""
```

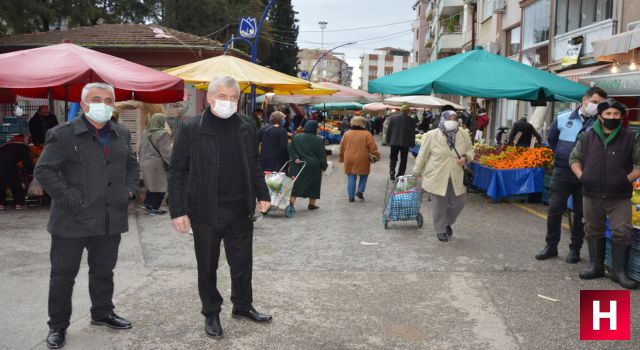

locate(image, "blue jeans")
[[347, 174, 368, 199]]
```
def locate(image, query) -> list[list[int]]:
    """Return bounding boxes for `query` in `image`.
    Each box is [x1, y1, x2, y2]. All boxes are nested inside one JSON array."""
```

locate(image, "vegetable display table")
[[471, 163, 544, 202]]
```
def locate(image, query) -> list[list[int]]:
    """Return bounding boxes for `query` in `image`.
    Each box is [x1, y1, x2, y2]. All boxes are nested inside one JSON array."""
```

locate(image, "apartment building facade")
[[360, 47, 411, 91], [297, 48, 352, 86]]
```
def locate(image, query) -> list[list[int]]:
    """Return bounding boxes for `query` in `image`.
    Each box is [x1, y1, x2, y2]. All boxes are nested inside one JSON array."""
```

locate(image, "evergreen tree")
[[260, 0, 298, 75], [160, 0, 228, 37]]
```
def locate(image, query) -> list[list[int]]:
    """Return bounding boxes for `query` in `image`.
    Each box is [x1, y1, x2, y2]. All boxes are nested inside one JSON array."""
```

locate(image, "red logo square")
[[580, 290, 631, 341]]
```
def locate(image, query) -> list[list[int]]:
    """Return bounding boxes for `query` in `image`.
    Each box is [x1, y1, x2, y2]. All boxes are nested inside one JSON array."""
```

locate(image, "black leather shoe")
[[308, 204, 320, 210], [205, 314, 223, 338], [356, 191, 364, 200], [535, 245, 558, 260], [445, 225, 453, 237], [566, 249, 580, 264], [437, 232, 448, 242], [349, 198, 355, 202], [46, 329, 66, 349], [90, 313, 132, 329], [232, 307, 272, 323]]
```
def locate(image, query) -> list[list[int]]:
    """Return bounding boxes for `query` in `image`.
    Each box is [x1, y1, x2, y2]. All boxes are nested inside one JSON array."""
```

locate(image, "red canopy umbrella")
[[0, 43, 184, 103]]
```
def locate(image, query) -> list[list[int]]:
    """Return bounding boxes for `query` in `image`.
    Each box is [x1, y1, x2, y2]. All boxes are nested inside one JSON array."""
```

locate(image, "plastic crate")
[[605, 239, 640, 282]]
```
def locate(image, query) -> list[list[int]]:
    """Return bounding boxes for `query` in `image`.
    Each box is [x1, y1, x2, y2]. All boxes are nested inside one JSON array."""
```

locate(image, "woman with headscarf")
[[258, 111, 290, 172], [412, 110, 474, 242], [288, 120, 328, 211], [339, 116, 381, 202], [139, 113, 172, 215]]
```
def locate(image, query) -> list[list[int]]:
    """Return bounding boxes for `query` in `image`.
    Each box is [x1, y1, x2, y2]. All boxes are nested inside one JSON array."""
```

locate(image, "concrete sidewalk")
[[1, 135, 639, 350]]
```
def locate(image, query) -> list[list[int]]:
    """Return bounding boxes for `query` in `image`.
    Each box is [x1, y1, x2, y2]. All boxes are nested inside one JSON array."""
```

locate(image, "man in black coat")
[[507, 116, 542, 147], [0, 134, 32, 210], [168, 75, 272, 339], [35, 83, 139, 349], [29, 105, 59, 145], [385, 104, 416, 180]]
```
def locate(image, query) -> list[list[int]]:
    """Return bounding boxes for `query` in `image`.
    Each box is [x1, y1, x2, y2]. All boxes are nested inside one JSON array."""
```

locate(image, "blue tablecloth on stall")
[[471, 163, 545, 202], [319, 131, 342, 144]]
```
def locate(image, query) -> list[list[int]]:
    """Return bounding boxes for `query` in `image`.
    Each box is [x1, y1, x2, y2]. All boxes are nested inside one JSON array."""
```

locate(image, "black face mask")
[[601, 117, 621, 130]]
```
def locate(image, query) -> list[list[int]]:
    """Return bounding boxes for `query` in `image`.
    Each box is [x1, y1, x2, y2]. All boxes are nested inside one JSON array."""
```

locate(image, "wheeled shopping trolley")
[[382, 175, 424, 229], [264, 160, 306, 218]]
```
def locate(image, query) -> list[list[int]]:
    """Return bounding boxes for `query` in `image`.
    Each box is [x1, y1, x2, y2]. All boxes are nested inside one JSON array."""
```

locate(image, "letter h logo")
[[580, 290, 631, 341]]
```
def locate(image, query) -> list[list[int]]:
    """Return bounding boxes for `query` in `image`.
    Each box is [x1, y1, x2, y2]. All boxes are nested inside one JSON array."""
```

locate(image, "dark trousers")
[[389, 146, 409, 177], [545, 169, 584, 250], [144, 190, 165, 210], [0, 170, 25, 206], [191, 204, 254, 316], [48, 234, 121, 330], [584, 196, 634, 245]]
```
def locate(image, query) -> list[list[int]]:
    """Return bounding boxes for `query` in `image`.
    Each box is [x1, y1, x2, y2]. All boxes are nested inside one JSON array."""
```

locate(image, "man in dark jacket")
[[570, 98, 639, 290], [507, 116, 542, 147], [0, 134, 32, 210], [168, 75, 272, 339], [535, 87, 607, 263], [35, 83, 139, 349], [29, 105, 59, 145], [386, 104, 416, 180]]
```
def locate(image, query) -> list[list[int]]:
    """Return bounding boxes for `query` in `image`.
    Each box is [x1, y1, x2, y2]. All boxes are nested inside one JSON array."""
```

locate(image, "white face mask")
[[444, 120, 458, 131], [212, 99, 237, 119], [585, 102, 598, 116], [85, 103, 113, 124]]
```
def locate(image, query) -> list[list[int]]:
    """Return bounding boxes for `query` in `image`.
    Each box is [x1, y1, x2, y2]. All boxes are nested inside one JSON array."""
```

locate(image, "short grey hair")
[[208, 76, 240, 97], [81, 82, 115, 102]]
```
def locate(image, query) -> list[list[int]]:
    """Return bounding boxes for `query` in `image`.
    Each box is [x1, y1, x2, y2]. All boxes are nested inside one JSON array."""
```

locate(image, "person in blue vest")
[[535, 87, 607, 263]]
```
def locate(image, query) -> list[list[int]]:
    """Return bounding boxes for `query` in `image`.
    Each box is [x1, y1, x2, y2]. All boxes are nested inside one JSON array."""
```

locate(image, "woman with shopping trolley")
[[288, 120, 328, 211], [412, 110, 474, 242]]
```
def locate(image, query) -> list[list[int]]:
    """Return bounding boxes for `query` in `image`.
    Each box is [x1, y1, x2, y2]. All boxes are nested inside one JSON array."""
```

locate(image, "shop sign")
[[582, 72, 640, 96], [562, 37, 583, 66]]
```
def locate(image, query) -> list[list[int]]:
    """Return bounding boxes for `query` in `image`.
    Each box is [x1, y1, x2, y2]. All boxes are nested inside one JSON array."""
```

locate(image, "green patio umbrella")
[[368, 47, 587, 102], [310, 102, 364, 111]]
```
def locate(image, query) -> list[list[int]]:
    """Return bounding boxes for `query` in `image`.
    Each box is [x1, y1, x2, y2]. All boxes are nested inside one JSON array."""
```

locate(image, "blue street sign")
[[239, 17, 257, 39], [298, 71, 310, 80]]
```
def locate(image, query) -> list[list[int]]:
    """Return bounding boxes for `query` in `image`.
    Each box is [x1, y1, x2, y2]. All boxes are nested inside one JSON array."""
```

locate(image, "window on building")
[[483, 0, 494, 22], [506, 26, 521, 57], [523, 0, 551, 49], [556, 0, 613, 35]]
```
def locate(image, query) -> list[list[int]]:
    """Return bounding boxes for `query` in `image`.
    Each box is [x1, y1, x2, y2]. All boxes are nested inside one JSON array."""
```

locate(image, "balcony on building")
[[552, 0, 615, 65], [438, 0, 464, 15], [552, 19, 616, 64], [426, 1, 435, 21], [425, 30, 434, 48], [436, 16, 463, 55]]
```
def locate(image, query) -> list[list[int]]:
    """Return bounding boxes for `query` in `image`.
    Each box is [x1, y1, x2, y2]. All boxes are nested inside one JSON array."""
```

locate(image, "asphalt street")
[[1, 135, 639, 350]]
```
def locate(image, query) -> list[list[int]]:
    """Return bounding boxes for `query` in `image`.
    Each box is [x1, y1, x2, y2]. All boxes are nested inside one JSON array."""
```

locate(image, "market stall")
[[471, 145, 553, 202]]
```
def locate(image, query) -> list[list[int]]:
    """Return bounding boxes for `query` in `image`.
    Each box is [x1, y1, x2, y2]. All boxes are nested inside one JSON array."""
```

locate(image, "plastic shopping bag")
[[395, 176, 417, 191], [266, 172, 286, 192]]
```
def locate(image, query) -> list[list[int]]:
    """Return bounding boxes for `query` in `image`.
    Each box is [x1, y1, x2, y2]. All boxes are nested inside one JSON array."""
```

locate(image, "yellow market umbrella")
[[164, 55, 317, 94], [194, 81, 337, 96]]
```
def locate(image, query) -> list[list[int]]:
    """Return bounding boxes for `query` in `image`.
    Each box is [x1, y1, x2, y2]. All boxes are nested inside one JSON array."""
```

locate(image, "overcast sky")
[[290, 0, 417, 89]]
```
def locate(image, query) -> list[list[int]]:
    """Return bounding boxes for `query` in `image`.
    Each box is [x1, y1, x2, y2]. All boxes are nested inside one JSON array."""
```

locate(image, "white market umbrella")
[[384, 95, 465, 110]]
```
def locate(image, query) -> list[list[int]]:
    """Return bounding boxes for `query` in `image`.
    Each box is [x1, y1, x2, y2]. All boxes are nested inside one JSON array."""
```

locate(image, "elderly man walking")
[[35, 83, 139, 349], [386, 105, 416, 181], [570, 98, 639, 290], [169, 76, 272, 339]]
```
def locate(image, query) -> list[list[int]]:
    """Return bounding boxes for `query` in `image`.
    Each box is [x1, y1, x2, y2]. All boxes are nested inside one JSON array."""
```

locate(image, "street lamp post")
[[318, 21, 327, 81], [308, 42, 356, 82]]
